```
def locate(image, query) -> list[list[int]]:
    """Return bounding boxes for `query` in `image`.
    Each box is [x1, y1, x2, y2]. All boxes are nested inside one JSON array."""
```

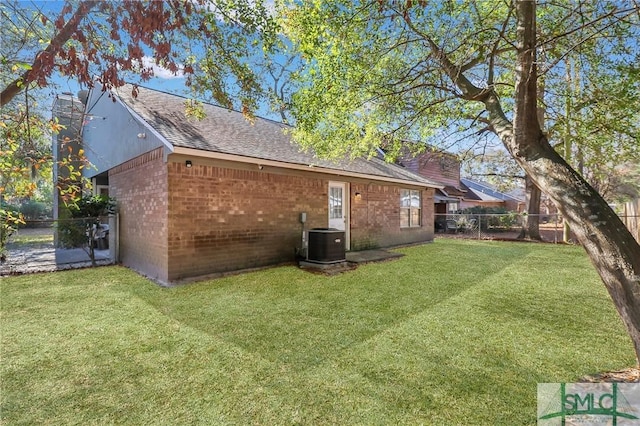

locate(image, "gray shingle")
[[115, 85, 440, 187]]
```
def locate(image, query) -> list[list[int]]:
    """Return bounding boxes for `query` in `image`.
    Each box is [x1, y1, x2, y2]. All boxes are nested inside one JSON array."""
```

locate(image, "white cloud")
[[140, 56, 184, 79]]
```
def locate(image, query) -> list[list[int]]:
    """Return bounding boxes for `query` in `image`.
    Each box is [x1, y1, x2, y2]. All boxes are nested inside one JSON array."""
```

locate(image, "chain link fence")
[[435, 212, 640, 244], [2, 211, 637, 275], [0, 215, 118, 276]]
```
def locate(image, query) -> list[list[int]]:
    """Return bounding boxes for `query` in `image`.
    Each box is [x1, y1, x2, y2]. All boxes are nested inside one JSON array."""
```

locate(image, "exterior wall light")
[[185, 160, 192, 168]]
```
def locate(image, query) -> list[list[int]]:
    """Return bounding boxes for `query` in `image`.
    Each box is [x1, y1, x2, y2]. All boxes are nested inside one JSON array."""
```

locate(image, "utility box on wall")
[[307, 228, 346, 263]]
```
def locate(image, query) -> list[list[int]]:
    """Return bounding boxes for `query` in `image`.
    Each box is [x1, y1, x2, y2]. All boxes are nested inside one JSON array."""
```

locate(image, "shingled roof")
[[113, 85, 440, 187], [461, 178, 524, 202]]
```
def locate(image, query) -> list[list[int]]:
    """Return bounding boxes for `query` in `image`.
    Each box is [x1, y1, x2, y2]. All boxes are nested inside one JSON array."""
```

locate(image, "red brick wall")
[[109, 148, 169, 282], [166, 160, 327, 281], [350, 183, 434, 250], [110, 152, 435, 282]]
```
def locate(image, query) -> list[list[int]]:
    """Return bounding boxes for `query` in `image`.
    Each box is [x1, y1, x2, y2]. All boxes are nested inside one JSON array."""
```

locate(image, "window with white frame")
[[329, 186, 343, 219], [400, 189, 421, 228]]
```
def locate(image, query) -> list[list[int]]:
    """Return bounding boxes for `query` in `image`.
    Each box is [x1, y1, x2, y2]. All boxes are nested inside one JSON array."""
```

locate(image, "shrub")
[[460, 206, 520, 231], [0, 203, 24, 261], [56, 195, 116, 266], [20, 200, 51, 221]]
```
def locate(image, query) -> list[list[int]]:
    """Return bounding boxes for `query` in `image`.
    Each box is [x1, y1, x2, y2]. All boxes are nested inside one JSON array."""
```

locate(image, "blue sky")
[[6, 1, 192, 115], [14, 0, 281, 120]]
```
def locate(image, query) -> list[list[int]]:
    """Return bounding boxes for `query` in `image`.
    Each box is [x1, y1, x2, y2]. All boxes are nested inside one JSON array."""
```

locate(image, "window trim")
[[95, 185, 109, 197], [400, 189, 422, 228]]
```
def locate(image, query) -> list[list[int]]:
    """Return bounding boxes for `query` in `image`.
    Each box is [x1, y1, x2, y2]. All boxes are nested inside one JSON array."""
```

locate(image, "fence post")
[[623, 199, 640, 243], [108, 214, 119, 263]]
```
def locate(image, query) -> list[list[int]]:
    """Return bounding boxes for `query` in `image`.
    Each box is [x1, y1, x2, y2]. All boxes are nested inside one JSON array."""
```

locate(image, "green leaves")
[[67, 194, 116, 218], [281, 0, 639, 177], [282, 1, 514, 158], [184, 99, 206, 120], [11, 62, 32, 72]]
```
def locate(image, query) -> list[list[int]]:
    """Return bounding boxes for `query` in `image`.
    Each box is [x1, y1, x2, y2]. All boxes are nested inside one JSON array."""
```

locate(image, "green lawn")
[[6, 227, 54, 250], [1, 239, 634, 424]]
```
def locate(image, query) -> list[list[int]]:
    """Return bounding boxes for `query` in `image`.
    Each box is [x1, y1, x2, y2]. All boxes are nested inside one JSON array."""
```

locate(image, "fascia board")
[[172, 146, 443, 189]]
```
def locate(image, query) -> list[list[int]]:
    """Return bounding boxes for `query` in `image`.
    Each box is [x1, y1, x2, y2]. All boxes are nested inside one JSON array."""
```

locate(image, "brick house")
[[397, 150, 524, 231], [397, 149, 467, 231], [459, 178, 525, 212], [78, 84, 441, 284]]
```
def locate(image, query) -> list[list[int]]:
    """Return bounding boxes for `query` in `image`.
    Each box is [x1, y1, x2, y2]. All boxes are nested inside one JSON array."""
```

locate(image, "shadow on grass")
[[130, 240, 539, 366], [2, 240, 635, 425]]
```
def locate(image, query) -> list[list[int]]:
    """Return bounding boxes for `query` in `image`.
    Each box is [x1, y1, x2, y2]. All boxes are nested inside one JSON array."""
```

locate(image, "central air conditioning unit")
[[306, 228, 346, 263]]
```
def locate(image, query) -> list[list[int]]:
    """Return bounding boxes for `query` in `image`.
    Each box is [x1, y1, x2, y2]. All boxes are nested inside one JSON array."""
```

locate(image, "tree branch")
[[539, 5, 638, 50], [1, 1, 99, 107], [488, 2, 515, 86], [399, 10, 492, 104], [475, 172, 525, 180]]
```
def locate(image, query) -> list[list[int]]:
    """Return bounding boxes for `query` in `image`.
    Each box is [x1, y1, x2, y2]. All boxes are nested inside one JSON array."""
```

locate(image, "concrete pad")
[[299, 260, 356, 275], [298, 249, 404, 275], [0, 247, 112, 276]]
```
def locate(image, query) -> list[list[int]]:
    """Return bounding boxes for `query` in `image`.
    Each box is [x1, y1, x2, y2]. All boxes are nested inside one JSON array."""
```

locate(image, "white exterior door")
[[328, 181, 348, 236]]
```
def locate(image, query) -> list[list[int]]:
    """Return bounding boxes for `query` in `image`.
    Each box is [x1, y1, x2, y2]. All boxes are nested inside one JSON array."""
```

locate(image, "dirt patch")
[[579, 367, 639, 383]]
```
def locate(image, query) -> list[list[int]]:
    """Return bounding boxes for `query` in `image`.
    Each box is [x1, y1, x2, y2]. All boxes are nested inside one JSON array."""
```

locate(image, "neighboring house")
[[506, 186, 558, 218], [397, 149, 466, 229], [76, 84, 441, 284], [397, 149, 525, 231], [460, 178, 525, 212]]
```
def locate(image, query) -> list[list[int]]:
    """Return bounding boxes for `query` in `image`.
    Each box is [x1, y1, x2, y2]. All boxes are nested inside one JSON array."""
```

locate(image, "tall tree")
[[0, 93, 57, 260], [282, 1, 640, 363], [0, 99, 52, 203], [518, 62, 547, 241], [541, 7, 640, 240]]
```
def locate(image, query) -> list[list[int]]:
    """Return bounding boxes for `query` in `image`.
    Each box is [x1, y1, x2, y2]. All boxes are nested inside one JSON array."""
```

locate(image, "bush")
[[68, 195, 116, 218], [57, 218, 91, 249], [20, 200, 51, 221], [461, 206, 510, 215], [56, 195, 116, 265], [460, 206, 520, 231], [0, 203, 24, 261], [499, 211, 520, 228]]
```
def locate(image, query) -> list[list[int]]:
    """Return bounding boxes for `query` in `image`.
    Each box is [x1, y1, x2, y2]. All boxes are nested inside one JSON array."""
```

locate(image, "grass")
[[1, 239, 634, 424], [6, 227, 54, 249]]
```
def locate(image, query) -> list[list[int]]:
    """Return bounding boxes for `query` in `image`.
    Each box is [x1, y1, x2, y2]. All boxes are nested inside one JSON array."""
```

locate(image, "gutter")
[[172, 146, 443, 189]]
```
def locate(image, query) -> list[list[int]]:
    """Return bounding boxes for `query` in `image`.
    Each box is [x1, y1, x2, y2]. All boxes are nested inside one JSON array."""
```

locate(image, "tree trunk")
[[424, 0, 640, 366], [518, 52, 546, 242], [507, 0, 640, 364], [518, 175, 542, 240]]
